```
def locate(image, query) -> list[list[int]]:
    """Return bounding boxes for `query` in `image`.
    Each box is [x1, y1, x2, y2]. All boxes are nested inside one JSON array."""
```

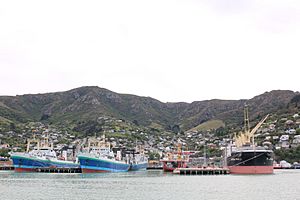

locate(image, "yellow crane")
[[234, 106, 269, 148]]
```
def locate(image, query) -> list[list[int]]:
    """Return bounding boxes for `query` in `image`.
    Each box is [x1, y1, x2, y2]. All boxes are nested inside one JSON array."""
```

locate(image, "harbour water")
[[0, 169, 299, 200]]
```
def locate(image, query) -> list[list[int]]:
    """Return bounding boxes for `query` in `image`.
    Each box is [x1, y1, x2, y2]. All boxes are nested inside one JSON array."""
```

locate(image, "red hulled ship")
[[226, 106, 274, 174], [161, 142, 190, 172]]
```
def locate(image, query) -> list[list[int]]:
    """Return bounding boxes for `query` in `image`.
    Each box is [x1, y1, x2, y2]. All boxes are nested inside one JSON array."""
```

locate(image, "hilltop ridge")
[[0, 86, 298, 133]]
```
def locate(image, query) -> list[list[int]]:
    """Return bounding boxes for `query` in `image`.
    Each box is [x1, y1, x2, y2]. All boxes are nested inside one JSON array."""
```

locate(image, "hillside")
[[187, 120, 225, 132], [0, 87, 298, 134]]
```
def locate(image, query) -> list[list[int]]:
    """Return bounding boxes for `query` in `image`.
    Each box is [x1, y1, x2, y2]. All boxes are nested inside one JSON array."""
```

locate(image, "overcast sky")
[[0, 0, 299, 102]]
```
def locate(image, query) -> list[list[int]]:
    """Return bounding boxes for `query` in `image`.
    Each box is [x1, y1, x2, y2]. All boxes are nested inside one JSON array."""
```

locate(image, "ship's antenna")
[[203, 141, 207, 167], [244, 104, 250, 134], [135, 138, 138, 151]]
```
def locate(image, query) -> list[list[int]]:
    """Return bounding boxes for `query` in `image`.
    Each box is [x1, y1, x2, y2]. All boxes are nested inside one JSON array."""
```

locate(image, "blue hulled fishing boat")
[[11, 136, 79, 172], [78, 136, 130, 173], [128, 148, 148, 171]]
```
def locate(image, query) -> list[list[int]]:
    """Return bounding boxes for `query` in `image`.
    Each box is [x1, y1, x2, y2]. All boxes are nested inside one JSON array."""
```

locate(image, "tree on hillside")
[[290, 94, 300, 107], [171, 125, 180, 133]]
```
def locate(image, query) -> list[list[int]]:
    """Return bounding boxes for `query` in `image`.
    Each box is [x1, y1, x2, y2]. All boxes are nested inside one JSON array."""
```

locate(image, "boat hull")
[[81, 168, 109, 173], [129, 162, 148, 171], [163, 167, 175, 172], [161, 160, 187, 172], [228, 166, 273, 174], [11, 154, 79, 172], [227, 149, 274, 174], [14, 167, 37, 173], [78, 155, 130, 173]]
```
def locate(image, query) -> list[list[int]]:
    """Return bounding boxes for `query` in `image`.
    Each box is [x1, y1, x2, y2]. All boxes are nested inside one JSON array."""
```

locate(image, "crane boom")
[[234, 107, 269, 147], [249, 114, 269, 136]]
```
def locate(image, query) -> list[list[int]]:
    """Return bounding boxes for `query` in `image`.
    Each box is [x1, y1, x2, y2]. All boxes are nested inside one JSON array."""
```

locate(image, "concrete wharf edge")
[[0, 166, 82, 173], [174, 167, 230, 175], [0, 166, 14, 171]]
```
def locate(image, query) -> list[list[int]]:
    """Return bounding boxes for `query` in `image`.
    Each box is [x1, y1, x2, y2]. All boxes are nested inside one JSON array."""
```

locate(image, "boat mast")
[[244, 104, 250, 134], [26, 134, 40, 152], [243, 104, 253, 147], [234, 105, 269, 148], [177, 139, 182, 161], [203, 142, 207, 167]]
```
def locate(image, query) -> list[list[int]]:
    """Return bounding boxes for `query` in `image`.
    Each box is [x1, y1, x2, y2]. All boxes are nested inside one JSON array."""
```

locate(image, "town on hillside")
[[1, 112, 300, 167]]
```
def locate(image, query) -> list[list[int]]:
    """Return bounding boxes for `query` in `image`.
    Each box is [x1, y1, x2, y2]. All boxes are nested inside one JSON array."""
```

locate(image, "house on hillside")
[[259, 128, 270, 134], [269, 124, 276, 132], [292, 135, 300, 147], [280, 141, 290, 148], [12, 147, 22, 151], [0, 144, 10, 149], [286, 129, 296, 134], [280, 135, 289, 141], [279, 135, 290, 148], [272, 136, 279, 141], [296, 120, 300, 128], [285, 120, 294, 126], [262, 141, 272, 147], [265, 136, 271, 140]]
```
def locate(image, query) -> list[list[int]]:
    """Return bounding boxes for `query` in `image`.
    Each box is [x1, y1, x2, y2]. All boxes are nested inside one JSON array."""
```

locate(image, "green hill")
[[0, 86, 298, 134], [187, 120, 225, 132]]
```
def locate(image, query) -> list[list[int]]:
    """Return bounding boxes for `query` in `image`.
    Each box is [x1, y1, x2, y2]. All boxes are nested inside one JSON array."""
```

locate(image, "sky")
[[0, 0, 299, 103]]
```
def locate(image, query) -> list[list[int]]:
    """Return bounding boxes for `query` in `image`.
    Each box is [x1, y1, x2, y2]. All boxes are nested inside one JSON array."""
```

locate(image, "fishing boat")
[[161, 156, 188, 172], [78, 136, 130, 173], [128, 147, 148, 171], [160, 141, 190, 172], [11, 135, 79, 172], [226, 105, 274, 174]]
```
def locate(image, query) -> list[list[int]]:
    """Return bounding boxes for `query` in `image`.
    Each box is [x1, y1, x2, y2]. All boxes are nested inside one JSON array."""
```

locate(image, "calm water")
[[0, 169, 299, 200]]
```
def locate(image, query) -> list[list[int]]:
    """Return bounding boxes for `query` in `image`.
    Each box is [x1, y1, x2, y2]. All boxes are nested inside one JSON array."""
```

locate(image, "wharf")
[[173, 167, 230, 175], [34, 167, 82, 173], [0, 165, 14, 170], [146, 166, 163, 170], [0, 166, 82, 173]]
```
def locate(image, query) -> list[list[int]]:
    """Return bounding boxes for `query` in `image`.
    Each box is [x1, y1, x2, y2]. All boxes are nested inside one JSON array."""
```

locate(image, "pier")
[[147, 161, 163, 170], [173, 167, 230, 175], [146, 166, 163, 170], [35, 167, 82, 173], [0, 165, 14, 171], [0, 166, 82, 173]]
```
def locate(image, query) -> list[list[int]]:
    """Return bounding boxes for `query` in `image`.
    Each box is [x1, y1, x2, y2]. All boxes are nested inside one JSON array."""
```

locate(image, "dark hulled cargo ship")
[[226, 147, 274, 174], [226, 106, 274, 174]]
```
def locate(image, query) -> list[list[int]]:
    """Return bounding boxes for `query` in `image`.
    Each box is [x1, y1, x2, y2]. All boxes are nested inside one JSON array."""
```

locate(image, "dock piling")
[[173, 167, 230, 175]]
